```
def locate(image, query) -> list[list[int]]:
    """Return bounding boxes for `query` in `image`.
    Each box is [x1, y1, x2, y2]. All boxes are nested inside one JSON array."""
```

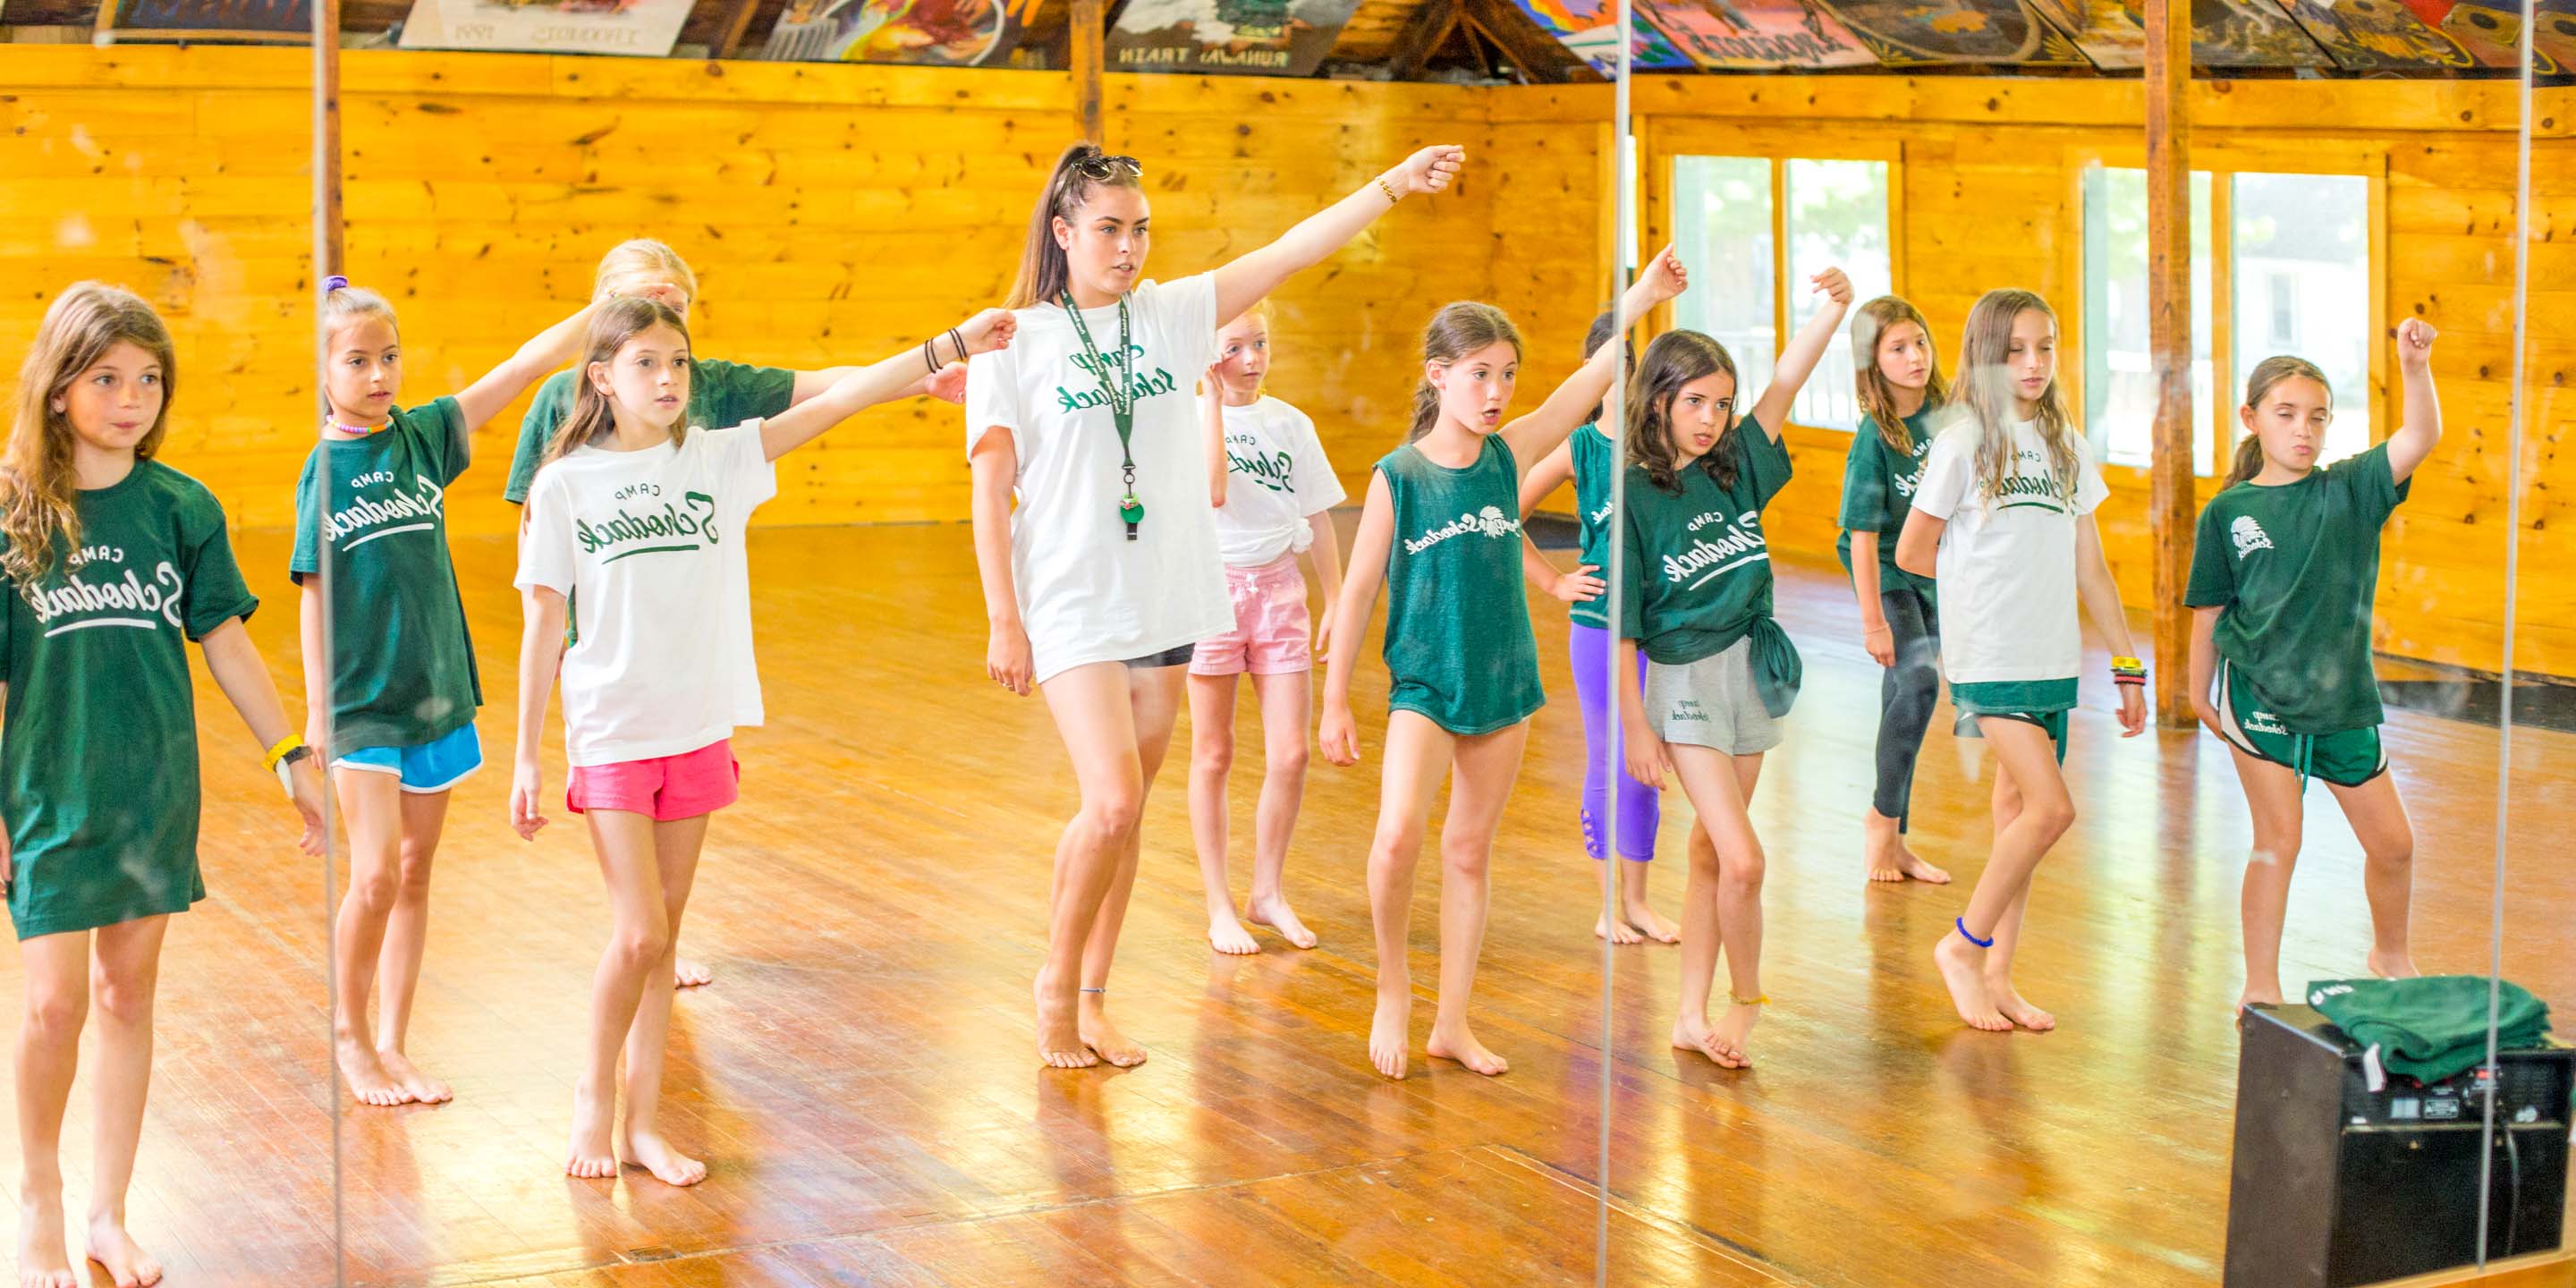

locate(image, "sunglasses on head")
[[1073, 154, 1143, 182]]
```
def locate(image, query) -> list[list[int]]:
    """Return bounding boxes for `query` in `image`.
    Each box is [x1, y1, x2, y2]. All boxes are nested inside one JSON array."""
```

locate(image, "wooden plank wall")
[[0, 47, 1602, 542], [1623, 77, 2570, 678]]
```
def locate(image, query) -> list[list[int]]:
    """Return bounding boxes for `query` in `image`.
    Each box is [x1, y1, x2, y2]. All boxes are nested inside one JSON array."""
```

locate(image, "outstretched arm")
[[758, 310, 1018, 462], [1745, 267, 1853, 439], [450, 301, 606, 436], [1499, 245, 1688, 474], [1211, 147, 1465, 323], [2385, 318, 2441, 485]]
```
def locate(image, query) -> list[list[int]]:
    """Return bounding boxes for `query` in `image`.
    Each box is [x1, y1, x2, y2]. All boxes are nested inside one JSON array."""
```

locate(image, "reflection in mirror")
[[1589, 0, 2563, 1276]]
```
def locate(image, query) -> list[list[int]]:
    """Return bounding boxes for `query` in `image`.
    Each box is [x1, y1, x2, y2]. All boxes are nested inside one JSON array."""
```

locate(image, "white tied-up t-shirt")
[[1909, 413, 2111, 685], [964, 275, 1234, 682], [515, 423, 777, 767], [1211, 395, 1346, 568]]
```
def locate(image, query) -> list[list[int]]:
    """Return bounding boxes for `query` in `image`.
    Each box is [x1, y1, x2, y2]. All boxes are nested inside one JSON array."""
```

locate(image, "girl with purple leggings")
[[1515, 310, 1680, 945]]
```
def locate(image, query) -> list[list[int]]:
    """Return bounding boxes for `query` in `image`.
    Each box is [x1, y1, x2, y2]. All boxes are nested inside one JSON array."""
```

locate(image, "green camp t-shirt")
[[1565, 422, 1617, 629], [503, 360, 795, 504], [291, 397, 482, 750], [2185, 441, 2408, 733], [1377, 435, 1545, 736], [0, 462, 257, 939], [1617, 417, 1790, 665], [1835, 411, 1937, 597]]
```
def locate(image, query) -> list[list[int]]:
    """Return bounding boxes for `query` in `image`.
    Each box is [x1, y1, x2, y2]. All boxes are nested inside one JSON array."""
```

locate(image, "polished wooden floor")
[[5, 521, 2568, 1287]]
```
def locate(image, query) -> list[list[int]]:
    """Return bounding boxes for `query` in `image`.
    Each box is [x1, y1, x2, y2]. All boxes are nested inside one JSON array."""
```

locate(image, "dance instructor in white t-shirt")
[[966, 140, 1466, 1070]]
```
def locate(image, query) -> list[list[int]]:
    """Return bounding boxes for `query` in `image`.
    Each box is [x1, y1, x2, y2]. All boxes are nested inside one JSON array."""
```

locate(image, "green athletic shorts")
[[1951, 678, 2074, 765], [2212, 659, 2386, 789]]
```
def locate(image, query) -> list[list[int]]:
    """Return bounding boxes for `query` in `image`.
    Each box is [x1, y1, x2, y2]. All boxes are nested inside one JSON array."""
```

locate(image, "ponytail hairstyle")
[[1851, 294, 1948, 455], [1407, 301, 1522, 444], [1625, 330, 1741, 495], [2226, 355, 2334, 488], [1005, 143, 1147, 311], [593, 239, 699, 313], [319, 274, 400, 351], [545, 297, 692, 470], [1954, 288, 2080, 503], [2, 283, 177, 586]]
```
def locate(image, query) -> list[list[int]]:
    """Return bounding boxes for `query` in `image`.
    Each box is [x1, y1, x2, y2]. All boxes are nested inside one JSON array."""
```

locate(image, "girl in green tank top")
[[1319, 249, 1689, 1081]]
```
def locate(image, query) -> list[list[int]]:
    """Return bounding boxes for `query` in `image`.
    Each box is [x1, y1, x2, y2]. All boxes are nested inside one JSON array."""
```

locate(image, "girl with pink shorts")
[[508, 296, 1015, 1189], [1184, 302, 1344, 954]]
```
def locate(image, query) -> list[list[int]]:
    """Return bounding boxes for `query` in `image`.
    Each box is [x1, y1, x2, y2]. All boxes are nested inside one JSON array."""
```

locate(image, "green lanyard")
[[1061, 292, 1146, 542]]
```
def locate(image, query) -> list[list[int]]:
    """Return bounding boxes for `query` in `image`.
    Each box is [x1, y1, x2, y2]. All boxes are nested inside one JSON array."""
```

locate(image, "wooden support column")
[[1072, 0, 1105, 144], [2144, 0, 2193, 728], [312, 0, 343, 280]]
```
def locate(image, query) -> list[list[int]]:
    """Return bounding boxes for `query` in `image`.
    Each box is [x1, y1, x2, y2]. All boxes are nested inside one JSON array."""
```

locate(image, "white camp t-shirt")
[[1211, 395, 1346, 568], [1910, 413, 2111, 685], [516, 423, 777, 767], [964, 275, 1233, 682]]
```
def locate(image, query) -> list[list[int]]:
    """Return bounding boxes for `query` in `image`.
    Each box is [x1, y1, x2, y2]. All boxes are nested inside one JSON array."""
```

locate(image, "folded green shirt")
[[2306, 975, 2552, 1084]]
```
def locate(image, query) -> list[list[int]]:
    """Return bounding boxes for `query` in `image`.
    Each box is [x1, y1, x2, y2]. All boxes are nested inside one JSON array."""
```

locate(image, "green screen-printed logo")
[[577, 491, 721, 564]]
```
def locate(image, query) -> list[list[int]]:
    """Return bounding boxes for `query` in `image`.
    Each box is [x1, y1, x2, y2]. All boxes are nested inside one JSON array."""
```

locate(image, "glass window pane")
[[1783, 157, 1891, 433], [1672, 156, 1777, 411], [2232, 173, 2372, 464], [2081, 166, 2215, 473]]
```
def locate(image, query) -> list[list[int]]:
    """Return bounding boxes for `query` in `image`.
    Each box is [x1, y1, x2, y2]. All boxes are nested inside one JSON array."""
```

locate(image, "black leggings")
[[1875, 582, 1941, 832]]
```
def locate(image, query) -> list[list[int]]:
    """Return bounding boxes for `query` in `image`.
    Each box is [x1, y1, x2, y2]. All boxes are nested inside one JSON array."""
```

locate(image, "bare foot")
[[1208, 915, 1260, 956], [1033, 975, 1098, 1070], [1368, 990, 1411, 1080], [620, 1130, 708, 1187], [1701, 1001, 1759, 1069], [82, 1215, 161, 1288], [338, 1037, 417, 1108], [1595, 912, 1643, 945], [1245, 894, 1318, 950], [1864, 814, 1906, 883], [1077, 993, 1148, 1067], [1894, 845, 1951, 885], [2367, 949, 2419, 980], [1987, 979, 2055, 1031], [1670, 1014, 1716, 1060], [1623, 902, 1682, 944], [674, 956, 713, 988], [1426, 1020, 1509, 1076], [1934, 932, 2012, 1031], [19, 1191, 75, 1288], [377, 1047, 453, 1106], [565, 1085, 618, 1179]]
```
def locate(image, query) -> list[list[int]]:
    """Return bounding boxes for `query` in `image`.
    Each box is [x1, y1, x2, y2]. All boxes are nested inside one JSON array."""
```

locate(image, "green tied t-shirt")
[[2184, 441, 2408, 733], [1616, 418, 1802, 716], [1835, 411, 1937, 598], [1377, 436, 1546, 736], [291, 397, 483, 750], [1, 462, 257, 939], [1565, 422, 1617, 629], [503, 360, 795, 504]]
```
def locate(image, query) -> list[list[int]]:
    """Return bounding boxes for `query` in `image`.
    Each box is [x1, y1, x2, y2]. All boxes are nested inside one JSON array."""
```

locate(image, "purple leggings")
[[1569, 622, 1661, 860]]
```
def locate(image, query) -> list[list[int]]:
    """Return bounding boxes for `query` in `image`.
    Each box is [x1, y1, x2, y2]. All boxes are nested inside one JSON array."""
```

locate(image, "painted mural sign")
[[1640, 0, 1877, 68], [1513, 0, 1697, 72], [2274, 0, 2471, 71], [1105, 0, 1366, 75], [1818, 0, 2086, 63], [397, 0, 695, 55], [756, 0, 1033, 65], [105, 0, 309, 41]]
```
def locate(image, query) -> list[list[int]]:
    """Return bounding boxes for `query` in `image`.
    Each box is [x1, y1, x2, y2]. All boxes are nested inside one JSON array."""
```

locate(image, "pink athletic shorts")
[[566, 738, 740, 820], [1191, 553, 1312, 677]]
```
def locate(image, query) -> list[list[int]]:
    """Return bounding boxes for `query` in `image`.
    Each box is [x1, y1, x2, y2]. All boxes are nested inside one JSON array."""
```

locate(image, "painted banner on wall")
[[1639, 0, 1877, 68], [1512, 0, 1696, 72], [104, 0, 310, 41], [2107, 0, 2333, 64], [1105, 0, 1365, 75], [2273, 0, 2472, 71], [1818, 0, 2086, 63], [756, 0, 1034, 65], [397, 0, 695, 55]]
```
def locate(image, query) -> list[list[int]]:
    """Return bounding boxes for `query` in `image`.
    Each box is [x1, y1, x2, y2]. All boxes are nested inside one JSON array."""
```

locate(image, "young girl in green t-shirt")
[[2184, 318, 2442, 1012], [1, 283, 324, 1288], [1318, 248, 1688, 1081], [292, 277, 606, 1110], [1611, 268, 1851, 1071]]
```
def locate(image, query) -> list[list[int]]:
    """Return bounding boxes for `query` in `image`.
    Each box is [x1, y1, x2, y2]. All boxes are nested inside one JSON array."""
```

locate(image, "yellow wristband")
[[262, 734, 303, 771], [2112, 656, 2146, 671]]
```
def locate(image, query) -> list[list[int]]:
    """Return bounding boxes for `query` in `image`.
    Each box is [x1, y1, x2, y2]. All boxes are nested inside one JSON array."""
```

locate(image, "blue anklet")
[[1954, 918, 1994, 949]]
